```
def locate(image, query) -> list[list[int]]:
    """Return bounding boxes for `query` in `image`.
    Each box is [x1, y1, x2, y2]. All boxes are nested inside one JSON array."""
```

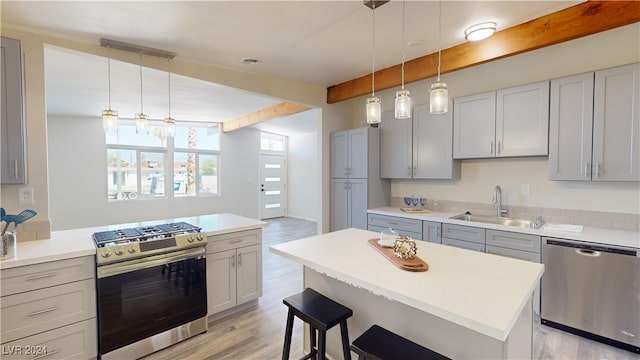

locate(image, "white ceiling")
[[2, 1, 582, 134]]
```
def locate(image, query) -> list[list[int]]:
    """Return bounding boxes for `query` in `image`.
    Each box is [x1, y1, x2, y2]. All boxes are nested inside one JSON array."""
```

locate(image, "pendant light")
[[429, 1, 448, 114], [366, 2, 381, 125], [165, 57, 175, 137], [394, 0, 411, 119], [135, 51, 149, 134], [102, 44, 118, 132]]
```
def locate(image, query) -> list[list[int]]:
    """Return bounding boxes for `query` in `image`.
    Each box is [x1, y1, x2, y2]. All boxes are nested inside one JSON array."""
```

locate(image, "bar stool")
[[282, 288, 353, 360], [350, 325, 450, 360]]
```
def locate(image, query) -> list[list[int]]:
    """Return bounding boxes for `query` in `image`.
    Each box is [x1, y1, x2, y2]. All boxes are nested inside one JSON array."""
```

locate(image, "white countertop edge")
[[368, 207, 640, 249], [270, 245, 537, 341], [0, 248, 95, 269], [203, 223, 267, 236]]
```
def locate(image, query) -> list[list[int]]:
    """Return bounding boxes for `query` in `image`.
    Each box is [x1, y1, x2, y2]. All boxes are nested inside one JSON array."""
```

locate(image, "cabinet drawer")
[[0, 256, 94, 297], [367, 225, 422, 241], [0, 319, 97, 359], [206, 229, 261, 254], [486, 229, 541, 254], [486, 245, 541, 263], [367, 214, 422, 234], [442, 224, 485, 244], [1, 279, 96, 343], [442, 238, 485, 252]]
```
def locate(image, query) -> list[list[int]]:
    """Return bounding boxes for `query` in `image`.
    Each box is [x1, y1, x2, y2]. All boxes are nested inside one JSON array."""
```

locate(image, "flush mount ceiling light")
[[135, 52, 149, 135], [464, 22, 497, 41], [102, 44, 118, 132], [165, 57, 175, 138], [394, 0, 411, 119], [429, 1, 449, 114]]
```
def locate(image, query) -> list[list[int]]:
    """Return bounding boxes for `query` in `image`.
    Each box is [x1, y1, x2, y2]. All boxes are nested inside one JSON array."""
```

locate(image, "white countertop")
[[0, 213, 266, 270], [270, 228, 544, 341], [368, 207, 640, 249]]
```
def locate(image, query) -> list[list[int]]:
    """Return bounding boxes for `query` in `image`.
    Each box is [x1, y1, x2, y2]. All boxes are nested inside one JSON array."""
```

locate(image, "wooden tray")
[[368, 239, 429, 272]]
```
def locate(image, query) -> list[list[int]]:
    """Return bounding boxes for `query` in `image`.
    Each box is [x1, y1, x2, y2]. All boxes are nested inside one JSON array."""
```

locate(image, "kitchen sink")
[[449, 213, 544, 229]]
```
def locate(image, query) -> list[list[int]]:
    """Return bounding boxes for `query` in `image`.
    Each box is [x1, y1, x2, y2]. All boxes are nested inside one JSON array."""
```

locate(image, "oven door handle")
[[97, 247, 206, 278]]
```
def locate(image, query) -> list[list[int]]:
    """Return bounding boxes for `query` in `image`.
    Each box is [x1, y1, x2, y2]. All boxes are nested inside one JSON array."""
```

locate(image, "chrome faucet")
[[492, 185, 508, 217]]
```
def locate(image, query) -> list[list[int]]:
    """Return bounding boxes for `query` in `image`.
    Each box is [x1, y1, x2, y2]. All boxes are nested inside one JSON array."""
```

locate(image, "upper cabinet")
[[1, 36, 26, 184], [380, 104, 459, 179], [331, 127, 374, 179], [549, 63, 639, 181], [453, 81, 550, 159]]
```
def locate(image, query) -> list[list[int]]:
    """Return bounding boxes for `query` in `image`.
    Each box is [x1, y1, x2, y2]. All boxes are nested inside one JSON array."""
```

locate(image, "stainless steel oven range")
[[93, 222, 207, 359]]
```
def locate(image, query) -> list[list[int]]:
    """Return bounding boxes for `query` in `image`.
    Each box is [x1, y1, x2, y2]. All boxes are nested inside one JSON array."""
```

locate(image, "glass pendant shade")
[[394, 89, 412, 119], [164, 117, 176, 137], [366, 96, 382, 124], [135, 113, 149, 134], [102, 109, 118, 131], [429, 81, 448, 114]]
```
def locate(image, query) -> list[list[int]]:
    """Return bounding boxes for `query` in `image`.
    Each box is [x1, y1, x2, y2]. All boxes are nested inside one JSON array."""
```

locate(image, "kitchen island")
[[270, 228, 544, 359]]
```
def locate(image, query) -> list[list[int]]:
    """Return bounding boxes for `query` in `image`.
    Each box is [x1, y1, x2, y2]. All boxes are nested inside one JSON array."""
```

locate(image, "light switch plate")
[[18, 187, 34, 204], [520, 184, 531, 196]]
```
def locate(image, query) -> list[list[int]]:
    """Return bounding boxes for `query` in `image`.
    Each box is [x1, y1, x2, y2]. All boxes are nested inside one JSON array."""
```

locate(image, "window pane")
[[106, 122, 168, 147], [173, 152, 192, 196], [141, 152, 165, 198], [199, 154, 218, 195], [175, 124, 220, 150], [260, 132, 286, 151], [107, 149, 138, 200]]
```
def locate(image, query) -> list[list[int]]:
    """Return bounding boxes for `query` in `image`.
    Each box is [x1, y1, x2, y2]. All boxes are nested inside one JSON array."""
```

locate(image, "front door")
[[259, 153, 286, 219]]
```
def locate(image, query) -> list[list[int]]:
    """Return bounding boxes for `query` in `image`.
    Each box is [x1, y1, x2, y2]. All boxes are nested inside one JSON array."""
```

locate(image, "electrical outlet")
[[520, 184, 531, 196], [18, 187, 34, 204]]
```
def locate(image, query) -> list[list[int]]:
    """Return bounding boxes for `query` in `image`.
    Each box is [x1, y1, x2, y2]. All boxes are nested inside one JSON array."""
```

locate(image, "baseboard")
[[207, 299, 259, 323]]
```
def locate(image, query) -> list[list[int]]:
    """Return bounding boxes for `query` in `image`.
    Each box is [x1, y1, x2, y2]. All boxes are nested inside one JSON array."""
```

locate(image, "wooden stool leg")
[[318, 330, 327, 360], [309, 326, 316, 359], [339, 321, 351, 360], [282, 309, 295, 360]]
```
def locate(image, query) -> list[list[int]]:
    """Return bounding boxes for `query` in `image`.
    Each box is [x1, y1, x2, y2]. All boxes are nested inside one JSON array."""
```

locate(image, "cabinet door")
[[496, 81, 550, 157], [348, 128, 368, 178], [548, 72, 594, 180], [236, 244, 262, 305], [422, 221, 442, 244], [330, 131, 348, 178], [442, 237, 485, 252], [207, 249, 236, 315], [330, 179, 349, 231], [413, 103, 458, 179], [1, 36, 26, 184], [348, 179, 368, 230], [593, 63, 640, 181], [442, 224, 486, 244], [486, 229, 541, 254], [453, 91, 496, 159], [380, 110, 412, 179]]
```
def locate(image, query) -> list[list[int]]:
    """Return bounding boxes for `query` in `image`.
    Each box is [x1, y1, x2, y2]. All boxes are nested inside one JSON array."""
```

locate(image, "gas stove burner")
[[93, 222, 202, 247]]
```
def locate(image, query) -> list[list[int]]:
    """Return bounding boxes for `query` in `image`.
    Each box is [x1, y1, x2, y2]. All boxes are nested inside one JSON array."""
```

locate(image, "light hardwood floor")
[[144, 217, 639, 360]]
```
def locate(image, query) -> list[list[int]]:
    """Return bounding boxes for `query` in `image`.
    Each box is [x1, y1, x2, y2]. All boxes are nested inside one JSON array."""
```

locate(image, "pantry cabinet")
[[453, 81, 550, 159], [1, 36, 26, 184], [206, 229, 262, 316], [549, 63, 639, 181], [331, 127, 371, 179], [381, 104, 459, 179]]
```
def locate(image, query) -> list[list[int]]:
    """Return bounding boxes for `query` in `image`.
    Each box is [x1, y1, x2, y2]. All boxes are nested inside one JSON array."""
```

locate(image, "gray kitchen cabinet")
[[206, 229, 262, 316], [1, 36, 26, 184], [422, 221, 442, 244], [367, 213, 423, 240], [330, 128, 389, 231], [381, 104, 459, 179], [0, 256, 97, 358], [454, 81, 550, 159], [441, 223, 486, 252], [550, 63, 639, 181]]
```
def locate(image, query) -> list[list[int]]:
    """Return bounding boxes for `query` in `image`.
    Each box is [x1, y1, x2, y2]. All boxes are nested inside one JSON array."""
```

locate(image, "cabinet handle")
[[229, 239, 243, 244], [31, 349, 60, 360], [497, 141, 501, 155], [584, 162, 590, 178], [595, 162, 599, 177], [13, 158, 19, 179], [490, 142, 494, 155], [436, 228, 441, 236], [413, 166, 416, 176], [28, 307, 59, 317], [238, 253, 242, 266], [26, 272, 57, 281], [408, 167, 412, 176], [231, 254, 236, 267]]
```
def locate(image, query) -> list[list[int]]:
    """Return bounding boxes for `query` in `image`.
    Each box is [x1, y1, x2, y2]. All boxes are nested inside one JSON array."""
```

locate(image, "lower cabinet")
[[422, 221, 442, 244], [0, 256, 97, 359], [206, 229, 263, 316], [442, 223, 486, 252], [367, 213, 422, 240]]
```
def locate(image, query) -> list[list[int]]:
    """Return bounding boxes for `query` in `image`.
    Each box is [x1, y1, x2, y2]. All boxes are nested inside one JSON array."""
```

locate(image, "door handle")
[[575, 249, 601, 257]]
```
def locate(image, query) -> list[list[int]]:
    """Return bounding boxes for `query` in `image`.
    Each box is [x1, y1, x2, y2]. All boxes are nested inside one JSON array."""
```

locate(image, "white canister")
[[1, 232, 16, 260]]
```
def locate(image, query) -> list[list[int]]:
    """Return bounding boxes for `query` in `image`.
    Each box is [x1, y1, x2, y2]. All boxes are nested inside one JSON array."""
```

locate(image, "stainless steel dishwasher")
[[541, 237, 639, 354]]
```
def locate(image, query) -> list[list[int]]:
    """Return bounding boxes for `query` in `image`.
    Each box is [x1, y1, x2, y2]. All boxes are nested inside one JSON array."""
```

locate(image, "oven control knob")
[[127, 245, 137, 254], [187, 235, 195, 243], [197, 234, 204, 241], [100, 249, 112, 258], [115, 246, 125, 256]]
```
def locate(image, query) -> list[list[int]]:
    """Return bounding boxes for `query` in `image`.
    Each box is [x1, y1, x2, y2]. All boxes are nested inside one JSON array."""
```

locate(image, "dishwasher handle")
[[545, 238, 638, 257], [575, 248, 601, 257]]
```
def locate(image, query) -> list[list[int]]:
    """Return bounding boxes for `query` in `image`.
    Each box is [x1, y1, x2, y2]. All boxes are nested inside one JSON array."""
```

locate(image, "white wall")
[[346, 23, 640, 215], [47, 115, 261, 230], [286, 111, 319, 221]]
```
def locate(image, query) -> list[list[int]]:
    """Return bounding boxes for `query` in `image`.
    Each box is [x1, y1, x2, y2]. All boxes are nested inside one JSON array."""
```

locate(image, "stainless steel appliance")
[[541, 237, 639, 354], [93, 222, 208, 359]]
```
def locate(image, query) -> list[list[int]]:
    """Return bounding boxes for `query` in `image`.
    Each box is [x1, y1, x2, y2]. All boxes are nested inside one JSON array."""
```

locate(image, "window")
[[106, 121, 220, 201], [260, 132, 286, 152]]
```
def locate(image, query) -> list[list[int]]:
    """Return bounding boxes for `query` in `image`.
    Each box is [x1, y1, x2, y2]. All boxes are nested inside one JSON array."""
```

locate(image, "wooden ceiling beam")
[[327, 1, 640, 104], [222, 102, 310, 132]]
